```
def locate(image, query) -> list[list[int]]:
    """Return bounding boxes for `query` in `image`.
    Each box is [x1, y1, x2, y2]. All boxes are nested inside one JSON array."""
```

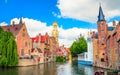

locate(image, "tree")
[[70, 36, 87, 57], [0, 26, 18, 67]]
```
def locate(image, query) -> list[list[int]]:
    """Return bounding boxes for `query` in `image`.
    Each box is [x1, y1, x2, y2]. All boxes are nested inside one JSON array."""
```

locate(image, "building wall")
[[97, 21, 108, 67], [87, 37, 93, 61], [93, 38, 98, 66], [49, 37, 56, 61], [16, 24, 32, 57]]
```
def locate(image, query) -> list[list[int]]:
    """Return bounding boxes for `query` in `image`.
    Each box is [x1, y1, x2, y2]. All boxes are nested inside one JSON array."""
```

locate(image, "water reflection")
[[0, 61, 118, 75]]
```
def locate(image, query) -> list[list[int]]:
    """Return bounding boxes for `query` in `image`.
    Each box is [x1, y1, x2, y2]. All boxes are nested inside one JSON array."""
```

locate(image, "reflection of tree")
[[0, 68, 18, 75]]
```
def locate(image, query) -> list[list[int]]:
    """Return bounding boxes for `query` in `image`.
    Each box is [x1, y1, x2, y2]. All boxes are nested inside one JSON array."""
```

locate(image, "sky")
[[0, 0, 120, 47]]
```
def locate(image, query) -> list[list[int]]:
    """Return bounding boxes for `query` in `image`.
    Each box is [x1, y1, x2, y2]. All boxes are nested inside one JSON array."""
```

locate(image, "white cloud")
[[0, 22, 8, 26], [11, 18, 52, 37], [108, 20, 119, 27], [11, 18, 97, 47], [58, 27, 97, 47], [57, 0, 120, 22]]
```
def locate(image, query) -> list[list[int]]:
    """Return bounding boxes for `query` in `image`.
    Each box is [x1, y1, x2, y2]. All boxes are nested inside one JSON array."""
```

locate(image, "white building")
[[78, 31, 93, 65]]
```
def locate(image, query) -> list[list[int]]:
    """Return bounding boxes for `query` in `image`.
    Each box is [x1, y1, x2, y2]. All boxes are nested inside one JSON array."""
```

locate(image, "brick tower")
[[97, 4, 108, 67]]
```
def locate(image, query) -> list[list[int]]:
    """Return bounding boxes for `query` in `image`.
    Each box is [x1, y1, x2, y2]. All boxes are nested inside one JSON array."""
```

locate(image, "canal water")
[[0, 60, 118, 75]]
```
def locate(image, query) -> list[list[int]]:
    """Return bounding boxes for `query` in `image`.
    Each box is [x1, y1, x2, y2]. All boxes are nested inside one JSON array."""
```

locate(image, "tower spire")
[[19, 17, 23, 24], [98, 4, 105, 22]]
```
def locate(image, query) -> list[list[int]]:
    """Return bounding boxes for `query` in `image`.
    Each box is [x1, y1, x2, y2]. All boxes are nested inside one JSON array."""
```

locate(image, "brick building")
[[31, 32, 57, 63], [2, 18, 32, 58], [93, 5, 120, 70]]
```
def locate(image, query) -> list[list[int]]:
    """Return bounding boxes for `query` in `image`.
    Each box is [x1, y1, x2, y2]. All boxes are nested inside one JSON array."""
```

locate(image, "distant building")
[[2, 18, 32, 58], [56, 45, 69, 57], [31, 32, 57, 62], [52, 22, 59, 47]]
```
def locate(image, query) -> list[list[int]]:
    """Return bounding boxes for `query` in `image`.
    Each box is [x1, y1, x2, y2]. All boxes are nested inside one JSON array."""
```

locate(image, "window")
[[101, 58, 104, 62]]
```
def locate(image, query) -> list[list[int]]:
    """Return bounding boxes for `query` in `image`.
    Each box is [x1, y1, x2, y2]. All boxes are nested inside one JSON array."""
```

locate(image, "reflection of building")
[[2, 18, 32, 57], [52, 22, 59, 46], [78, 64, 94, 75]]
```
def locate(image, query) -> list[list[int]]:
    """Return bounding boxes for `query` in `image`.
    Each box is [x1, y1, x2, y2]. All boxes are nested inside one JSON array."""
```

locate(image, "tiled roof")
[[31, 35, 48, 43], [41, 36, 46, 43], [2, 24, 23, 37]]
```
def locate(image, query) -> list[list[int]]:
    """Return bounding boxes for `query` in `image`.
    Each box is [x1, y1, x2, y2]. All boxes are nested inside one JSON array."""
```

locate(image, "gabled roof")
[[2, 24, 23, 37]]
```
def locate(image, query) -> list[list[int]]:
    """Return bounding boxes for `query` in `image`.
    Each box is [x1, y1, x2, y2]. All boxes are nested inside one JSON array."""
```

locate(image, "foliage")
[[0, 26, 18, 67], [56, 56, 66, 62], [70, 37, 87, 57]]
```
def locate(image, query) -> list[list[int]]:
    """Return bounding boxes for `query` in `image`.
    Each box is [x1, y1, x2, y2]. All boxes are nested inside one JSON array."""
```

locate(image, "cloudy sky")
[[0, 0, 120, 47]]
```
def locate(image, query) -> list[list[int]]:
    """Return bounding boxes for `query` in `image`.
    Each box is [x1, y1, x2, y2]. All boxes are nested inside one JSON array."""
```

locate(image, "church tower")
[[97, 4, 107, 50], [97, 4, 108, 66], [52, 22, 59, 46]]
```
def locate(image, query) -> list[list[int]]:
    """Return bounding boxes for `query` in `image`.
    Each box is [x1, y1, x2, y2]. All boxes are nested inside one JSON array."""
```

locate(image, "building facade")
[[93, 5, 120, 70], [2, 18, 32, 58]]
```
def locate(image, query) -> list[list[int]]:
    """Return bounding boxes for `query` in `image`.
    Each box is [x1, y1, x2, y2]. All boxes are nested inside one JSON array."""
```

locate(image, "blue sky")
[[0, 0, 97, 29], [0, 0, 120, 47]]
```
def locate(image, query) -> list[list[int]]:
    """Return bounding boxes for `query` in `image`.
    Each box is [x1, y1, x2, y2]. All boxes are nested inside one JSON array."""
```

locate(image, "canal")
[[0, 60, 118, 75]]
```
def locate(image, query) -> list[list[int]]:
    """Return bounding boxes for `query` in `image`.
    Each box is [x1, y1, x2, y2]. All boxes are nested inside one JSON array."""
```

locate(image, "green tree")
[[0, 26, 18, 67], [70, 37, 87, 57]]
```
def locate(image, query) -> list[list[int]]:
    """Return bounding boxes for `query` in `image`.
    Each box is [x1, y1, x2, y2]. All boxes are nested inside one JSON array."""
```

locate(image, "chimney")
[[113, 21, 116, 27], [12, 21, 15, 26]]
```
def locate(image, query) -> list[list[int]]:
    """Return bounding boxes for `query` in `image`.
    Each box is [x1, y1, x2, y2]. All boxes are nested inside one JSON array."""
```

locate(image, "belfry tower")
[[97, 4, 108, 67], [52, 22, 59, 46]]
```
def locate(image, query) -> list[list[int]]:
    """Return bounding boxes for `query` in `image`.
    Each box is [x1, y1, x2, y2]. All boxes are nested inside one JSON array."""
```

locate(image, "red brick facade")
[[2, 22, 32, 57]]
